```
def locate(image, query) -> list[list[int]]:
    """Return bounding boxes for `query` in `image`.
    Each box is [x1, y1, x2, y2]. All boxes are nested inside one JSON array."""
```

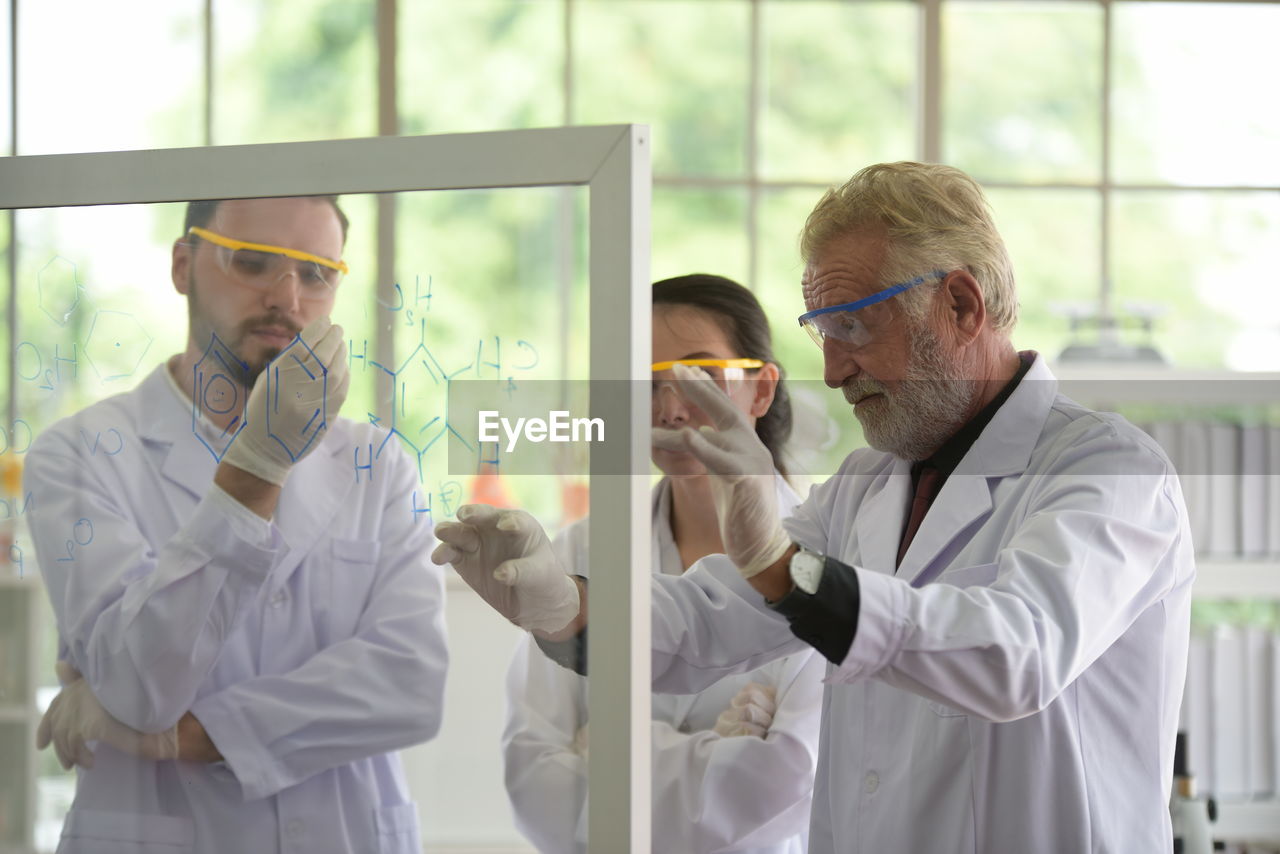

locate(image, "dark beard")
[[239, 349, 279, 387]]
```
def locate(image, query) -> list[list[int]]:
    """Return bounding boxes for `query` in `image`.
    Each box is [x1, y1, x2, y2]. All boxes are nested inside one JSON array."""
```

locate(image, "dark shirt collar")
[[914, 352, 1033, 481]]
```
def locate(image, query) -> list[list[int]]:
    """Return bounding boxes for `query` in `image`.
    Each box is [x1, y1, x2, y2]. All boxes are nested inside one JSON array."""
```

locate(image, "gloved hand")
[[431, 504, 581, 634], [651, 363, 791, 578], [222, 315, 350, 485], [712, 682, 777, 738], [572, 723, 590, 759], [35, 661, 179, 769]]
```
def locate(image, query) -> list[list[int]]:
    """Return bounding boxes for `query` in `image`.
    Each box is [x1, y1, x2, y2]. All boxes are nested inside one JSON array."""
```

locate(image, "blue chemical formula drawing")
[[346, 274, 544, 524], [15, 251, 549, 532]]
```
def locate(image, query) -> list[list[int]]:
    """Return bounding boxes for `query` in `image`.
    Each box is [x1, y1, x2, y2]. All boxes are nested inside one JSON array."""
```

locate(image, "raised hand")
[[432, 504, 580, 634], [651, 363, 791, 579]]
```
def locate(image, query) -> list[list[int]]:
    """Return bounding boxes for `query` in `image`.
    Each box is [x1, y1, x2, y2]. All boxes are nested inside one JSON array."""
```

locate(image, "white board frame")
[[0, 125, 653, 854]]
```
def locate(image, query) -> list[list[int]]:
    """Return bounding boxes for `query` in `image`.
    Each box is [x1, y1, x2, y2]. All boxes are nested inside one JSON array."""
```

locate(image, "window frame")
[[0, 124, 655, 854]]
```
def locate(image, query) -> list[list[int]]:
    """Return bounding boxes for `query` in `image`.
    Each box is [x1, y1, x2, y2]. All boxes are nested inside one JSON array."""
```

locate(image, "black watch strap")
[[768, 553, 861, 664]]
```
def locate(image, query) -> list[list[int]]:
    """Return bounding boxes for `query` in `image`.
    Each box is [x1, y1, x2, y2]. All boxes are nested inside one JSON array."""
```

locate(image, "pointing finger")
[[430, 543, 462, 566], [432, 521, 480, 553]]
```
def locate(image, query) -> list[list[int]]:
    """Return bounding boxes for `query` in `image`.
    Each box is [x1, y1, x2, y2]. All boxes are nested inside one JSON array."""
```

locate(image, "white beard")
[[846, 324, 977, 461]]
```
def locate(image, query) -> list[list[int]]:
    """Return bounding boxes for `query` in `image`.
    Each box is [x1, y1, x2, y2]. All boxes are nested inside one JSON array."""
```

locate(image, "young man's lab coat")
[[648, 354, 1194, 853], [26, 366, 447, 854]]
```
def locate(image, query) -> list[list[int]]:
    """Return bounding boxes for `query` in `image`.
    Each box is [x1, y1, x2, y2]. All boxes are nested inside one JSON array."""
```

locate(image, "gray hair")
[[800, 162, 1018, 332]]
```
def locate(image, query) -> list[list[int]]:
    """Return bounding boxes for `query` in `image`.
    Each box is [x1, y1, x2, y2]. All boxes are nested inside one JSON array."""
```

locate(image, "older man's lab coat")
[[649, 354, 1194, 853], [26, 365, 447, 854]]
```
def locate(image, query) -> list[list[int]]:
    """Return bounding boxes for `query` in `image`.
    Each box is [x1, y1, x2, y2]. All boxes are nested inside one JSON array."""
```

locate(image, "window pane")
[[400, 0, 563, 134], [652, 186, 748, 286], [17, 1, 203, 154], [1114, 3, 1280, 186], [6, 190, 589, 851], [757, 187, 820, 381], [1112, 191, 1280, 369], [761, 0, 917, 181], [573, 0, 749, 177], [943, 1, 1102, 183], [983, 188, 1101, 361], [214, 0, 376, 145]]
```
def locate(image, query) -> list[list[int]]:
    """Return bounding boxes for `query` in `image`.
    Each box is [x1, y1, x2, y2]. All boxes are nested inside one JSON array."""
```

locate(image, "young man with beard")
[[27, 197, 447, 854], [432, 163, 1194, 853]]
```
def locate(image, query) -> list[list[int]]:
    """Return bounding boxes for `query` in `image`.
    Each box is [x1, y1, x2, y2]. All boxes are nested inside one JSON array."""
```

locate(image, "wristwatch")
[[772, 547, 860, 665], [789, 546, 825, 595]]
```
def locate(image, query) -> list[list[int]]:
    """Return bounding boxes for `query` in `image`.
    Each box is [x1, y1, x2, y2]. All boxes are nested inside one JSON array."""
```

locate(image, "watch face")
[[790, 550, 823, 594]]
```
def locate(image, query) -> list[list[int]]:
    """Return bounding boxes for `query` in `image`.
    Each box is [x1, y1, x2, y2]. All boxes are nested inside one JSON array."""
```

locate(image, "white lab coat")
[[503, 478, 824, 854], [25, 365, 448, 854], [648, 354, 1194, 853]]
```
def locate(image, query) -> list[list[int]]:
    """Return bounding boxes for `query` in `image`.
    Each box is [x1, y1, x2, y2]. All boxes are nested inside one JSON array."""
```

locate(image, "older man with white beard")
[[432, 162, 1194, 854]]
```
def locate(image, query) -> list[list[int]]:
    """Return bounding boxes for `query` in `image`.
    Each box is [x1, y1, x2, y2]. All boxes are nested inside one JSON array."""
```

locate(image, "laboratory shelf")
[[1214, 800, 1280, 846], [1052, 367, 1280, 407], [0, 577, 40, 852], [1193, 561, 1280, 600]]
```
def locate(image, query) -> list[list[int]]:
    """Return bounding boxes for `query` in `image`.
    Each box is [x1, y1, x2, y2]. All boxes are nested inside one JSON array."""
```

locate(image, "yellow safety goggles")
[[651, 358, 764, 391], [650, 358, 764, 373], [188, 226, 348, 298]]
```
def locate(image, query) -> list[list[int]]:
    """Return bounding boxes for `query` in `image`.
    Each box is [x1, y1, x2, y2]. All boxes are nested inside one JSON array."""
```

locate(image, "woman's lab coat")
[[502, 477, 824, 854], [646, 354, 1195, 853], [25, 366, 448, 854]]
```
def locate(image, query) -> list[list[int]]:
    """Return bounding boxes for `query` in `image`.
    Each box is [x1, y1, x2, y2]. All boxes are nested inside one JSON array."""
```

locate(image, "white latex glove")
[[35, 661, 178, 769], [431, 504, 581, 634], [651, 363, 791, 578], [713, 682, 777, 738], [222, 315, 350, 485]]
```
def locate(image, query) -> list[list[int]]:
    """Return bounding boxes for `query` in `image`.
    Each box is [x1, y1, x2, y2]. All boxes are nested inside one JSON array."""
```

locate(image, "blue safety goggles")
[[797, 270, 947, 348]]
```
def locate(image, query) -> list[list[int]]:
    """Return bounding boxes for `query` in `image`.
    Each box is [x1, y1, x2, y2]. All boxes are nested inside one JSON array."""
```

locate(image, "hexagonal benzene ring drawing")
[[83, 310, 154, 382], [393, 341, 477, 457], [38, 256, 85, 326], [192, 333, 249, 461], [393, 340, 442, 424], [266, 335, 330, 462]]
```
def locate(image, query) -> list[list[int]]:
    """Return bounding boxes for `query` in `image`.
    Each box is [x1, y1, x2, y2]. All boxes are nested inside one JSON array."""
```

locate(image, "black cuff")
[[767, 554, 860, 664], [533, 576, 588, 675]]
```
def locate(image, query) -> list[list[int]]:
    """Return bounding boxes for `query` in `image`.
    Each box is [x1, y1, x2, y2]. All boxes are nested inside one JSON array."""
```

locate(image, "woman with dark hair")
[[502, 275, 822, 854], [652, 273, 793, 477]]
